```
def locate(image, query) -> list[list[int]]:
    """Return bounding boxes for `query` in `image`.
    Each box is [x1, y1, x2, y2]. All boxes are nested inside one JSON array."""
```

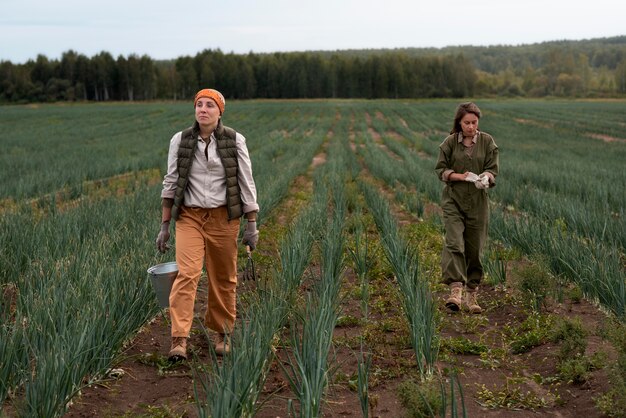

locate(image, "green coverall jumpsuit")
[[435, 132, 499, 290]]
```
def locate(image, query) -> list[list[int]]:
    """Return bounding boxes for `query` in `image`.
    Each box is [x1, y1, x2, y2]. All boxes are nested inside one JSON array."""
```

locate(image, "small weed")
[[137, 352, 186, 375], [530, 372, 560, 385], [441, 337, 488, 355], [478, 347, 508, 370], [336, 314, 361, 327], [596, 393, 626, 418], [566, 285, 583, 304], [476, 379, 552, 410], [550, 318, 586, 358], [481, 288, 523, 311], [459, 314, 489, 334], [506, 313, 555, 354], [333, 335, 362, 349], [379, 318, 398, 333], [334, 370, 352, 385], [557, 357, 592, 384]]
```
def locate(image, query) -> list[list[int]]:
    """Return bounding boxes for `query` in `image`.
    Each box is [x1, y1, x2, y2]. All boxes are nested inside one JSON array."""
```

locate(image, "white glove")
[[475, 174, 490, 189], [465, 172, 480, 183]]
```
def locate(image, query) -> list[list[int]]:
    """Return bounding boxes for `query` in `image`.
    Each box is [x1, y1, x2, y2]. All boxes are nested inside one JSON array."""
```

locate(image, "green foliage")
[[482, 242, 516, 288], [595, 321, 626, 417], [515, 258, 554, 312], [476, 379, 552, 410], [348, 208, 373, 320], [4, 37, 626, 104], [506, 314, 555, 354], [356, 346, 372, 418], [399, 374, 467, 418], [549, 318, 606, 384], [550, 318, 586, 357], [137, 352, 186, 376], [441, 337, 488, 355], [336, 315, 361, 327], [361, 180, 439, 377], [399, 378, 442, 418], [279, 137, 348, 418], [566, 285, 583, 304]]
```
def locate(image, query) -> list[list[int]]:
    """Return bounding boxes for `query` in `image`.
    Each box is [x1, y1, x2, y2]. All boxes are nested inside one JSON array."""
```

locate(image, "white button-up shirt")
[[161, 130, 259, 214]]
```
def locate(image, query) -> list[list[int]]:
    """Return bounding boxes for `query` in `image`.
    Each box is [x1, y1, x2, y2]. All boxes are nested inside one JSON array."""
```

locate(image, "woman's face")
[[460, 113, 479, 138], [195, 98, 221, 129]]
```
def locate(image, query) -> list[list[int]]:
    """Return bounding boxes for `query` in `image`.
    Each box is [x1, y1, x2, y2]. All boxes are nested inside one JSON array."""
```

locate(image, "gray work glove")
[[156, 221, 171, 253], [242, 220, 259, 251]]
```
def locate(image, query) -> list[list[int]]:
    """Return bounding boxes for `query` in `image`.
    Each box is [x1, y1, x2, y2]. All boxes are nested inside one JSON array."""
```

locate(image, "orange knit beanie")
[[194, 89, 225, 114]]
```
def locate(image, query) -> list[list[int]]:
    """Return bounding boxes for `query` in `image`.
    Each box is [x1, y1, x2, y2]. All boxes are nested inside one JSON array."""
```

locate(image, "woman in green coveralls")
[[435, 102, 499, 314]]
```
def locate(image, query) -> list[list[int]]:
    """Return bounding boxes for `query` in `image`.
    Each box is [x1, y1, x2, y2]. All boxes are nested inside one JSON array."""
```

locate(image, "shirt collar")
[[457, 131, 479, 143]]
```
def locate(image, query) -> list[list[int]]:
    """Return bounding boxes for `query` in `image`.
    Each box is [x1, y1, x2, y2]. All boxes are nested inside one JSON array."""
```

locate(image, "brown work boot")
[[463, 288, 482, 314], [445, 282, 463, 312], [214, 334, 231, 356], [168, 337, 187, 361]]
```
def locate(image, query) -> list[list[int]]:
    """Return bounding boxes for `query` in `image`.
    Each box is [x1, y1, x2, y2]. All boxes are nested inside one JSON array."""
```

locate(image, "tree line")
[[1, 36, 625, 103]]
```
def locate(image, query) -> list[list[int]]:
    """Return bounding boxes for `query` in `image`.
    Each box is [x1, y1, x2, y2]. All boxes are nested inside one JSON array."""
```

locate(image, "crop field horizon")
[[1, 99, 625, 417]]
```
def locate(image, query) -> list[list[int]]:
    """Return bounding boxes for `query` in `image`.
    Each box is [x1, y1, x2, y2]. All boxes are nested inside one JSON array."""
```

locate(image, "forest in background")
[[1, 36, 625, 103]]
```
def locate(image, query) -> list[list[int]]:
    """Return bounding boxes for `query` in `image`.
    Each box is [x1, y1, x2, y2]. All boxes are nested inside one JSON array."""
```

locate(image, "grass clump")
[[549, 318, 606, 384], [515, 258, 554, 312], [552, 319, 588, 382]]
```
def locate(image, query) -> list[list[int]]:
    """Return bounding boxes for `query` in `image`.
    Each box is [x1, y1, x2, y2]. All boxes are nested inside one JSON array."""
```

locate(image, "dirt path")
[[62, 270, 614, 417]]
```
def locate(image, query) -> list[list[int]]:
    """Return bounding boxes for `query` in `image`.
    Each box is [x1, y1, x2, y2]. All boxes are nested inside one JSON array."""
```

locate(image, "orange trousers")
[[169, 206, 240, 337]]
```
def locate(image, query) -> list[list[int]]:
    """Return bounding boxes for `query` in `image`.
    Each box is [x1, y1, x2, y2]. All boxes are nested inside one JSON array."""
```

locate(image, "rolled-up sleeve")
[[481, 139, 499, 186], [161, 132, 181, 199], [435, 136, 454, 182], [235, 133, 260, 214]]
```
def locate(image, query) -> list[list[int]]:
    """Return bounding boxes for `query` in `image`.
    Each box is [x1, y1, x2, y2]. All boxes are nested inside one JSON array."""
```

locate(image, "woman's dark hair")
[[451, 102, 481, 134]]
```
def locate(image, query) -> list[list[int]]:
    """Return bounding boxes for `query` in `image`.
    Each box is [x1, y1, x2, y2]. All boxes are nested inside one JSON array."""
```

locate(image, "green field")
[[1, 99, 625, 417]]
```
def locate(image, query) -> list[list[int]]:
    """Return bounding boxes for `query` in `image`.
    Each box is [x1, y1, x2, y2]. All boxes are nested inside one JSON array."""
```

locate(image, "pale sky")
[[1, 0, 624, 63]]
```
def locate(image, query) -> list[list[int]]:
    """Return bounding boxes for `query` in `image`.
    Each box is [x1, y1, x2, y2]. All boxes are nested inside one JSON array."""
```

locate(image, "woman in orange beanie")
[[156, 88, 259, 360]]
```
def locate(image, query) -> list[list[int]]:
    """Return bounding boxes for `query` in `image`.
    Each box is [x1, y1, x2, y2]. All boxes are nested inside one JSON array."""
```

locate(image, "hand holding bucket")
[[147, 259, 178, 308]]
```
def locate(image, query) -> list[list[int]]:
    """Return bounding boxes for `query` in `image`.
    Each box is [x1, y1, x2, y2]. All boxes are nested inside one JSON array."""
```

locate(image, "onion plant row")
[[359, 180, 439, 377], [491, 208, 625, 319], [281, 139, 347, 417], [193, 161, 330, 417], [0, 187, 162, 416]]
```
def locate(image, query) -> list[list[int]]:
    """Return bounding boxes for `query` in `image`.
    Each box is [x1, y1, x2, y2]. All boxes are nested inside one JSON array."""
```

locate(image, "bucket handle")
[[152, 245, 174, 266]]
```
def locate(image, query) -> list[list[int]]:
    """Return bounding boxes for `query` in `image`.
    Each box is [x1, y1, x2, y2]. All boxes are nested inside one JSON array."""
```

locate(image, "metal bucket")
[[147, 261, 178, 308]]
